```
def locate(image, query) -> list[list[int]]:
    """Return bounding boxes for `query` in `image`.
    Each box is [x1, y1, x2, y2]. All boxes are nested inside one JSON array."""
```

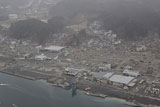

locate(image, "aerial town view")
[[0, 0, 160, 107]]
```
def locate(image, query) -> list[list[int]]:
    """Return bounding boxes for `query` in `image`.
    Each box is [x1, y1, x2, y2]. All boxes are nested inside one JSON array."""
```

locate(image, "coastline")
[[0, 70, 160, 107], [78, 80, 160, 107]]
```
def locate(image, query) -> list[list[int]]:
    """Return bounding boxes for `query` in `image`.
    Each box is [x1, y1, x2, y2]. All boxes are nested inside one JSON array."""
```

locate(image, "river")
[[0, 73, 133, 107]]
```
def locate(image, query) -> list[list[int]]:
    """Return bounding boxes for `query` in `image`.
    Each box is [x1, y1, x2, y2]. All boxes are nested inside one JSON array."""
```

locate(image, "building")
[[152, 80, 160, 86], [65, 68, 85, 76], [109, 75, 135, 87], [90, 72, 114, 81], [91, 72, 107, 80], [123, 70, 140, 77], [136, 45, 147, 52]]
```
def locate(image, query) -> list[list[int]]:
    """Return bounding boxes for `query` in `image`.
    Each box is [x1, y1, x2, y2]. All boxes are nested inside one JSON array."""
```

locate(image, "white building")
[[109, 75, 135, 86], [123, 70, 140, 77]]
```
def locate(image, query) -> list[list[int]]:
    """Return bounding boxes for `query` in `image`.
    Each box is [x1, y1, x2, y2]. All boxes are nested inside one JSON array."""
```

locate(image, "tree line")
[[9, 17, 66, 44]]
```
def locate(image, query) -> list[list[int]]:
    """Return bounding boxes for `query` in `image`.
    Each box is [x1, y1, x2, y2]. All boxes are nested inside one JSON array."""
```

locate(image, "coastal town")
[[0, 0, 160, 107], [0, 21, 160, 107]]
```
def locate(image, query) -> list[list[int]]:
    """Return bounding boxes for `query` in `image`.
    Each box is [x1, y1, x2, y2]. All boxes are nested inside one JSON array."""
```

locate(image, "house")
[[98, 64, 111, 71], [136, 45, 147, 52], [42, 46, 64, 52], [123, 70, 140, 77], [9, 14, 18, 20], [124, 66, 132, 70], [108, 75, 135, 87], [24, 53, 32, 59]]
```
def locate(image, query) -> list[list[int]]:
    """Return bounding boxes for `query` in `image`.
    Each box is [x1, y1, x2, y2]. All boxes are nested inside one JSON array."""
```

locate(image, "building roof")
[[44, 46, 64, 52], [109, 75, 134, 85], [103, 72, 114, 79], [123, 70, 140, 77]]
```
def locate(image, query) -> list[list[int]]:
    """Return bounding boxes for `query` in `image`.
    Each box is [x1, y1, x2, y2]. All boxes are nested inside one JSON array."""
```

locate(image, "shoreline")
[[0, 71, 36, 80], [0, 71, 160, 107]]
